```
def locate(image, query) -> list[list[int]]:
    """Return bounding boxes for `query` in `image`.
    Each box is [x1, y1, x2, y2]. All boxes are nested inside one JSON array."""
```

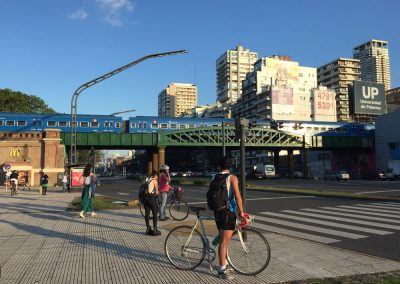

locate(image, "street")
[[97, 177, 400, 261]]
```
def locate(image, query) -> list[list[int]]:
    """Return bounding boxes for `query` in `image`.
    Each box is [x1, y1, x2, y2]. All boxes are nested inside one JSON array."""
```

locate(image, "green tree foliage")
[[0, 88, 56, 114], [77, 149, 105, 165]]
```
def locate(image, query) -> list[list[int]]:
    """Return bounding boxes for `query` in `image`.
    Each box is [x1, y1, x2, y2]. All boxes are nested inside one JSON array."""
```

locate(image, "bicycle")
[[140, 186, 189, 221], [10, 180, 17, 196], [164, 206, 271, 276]]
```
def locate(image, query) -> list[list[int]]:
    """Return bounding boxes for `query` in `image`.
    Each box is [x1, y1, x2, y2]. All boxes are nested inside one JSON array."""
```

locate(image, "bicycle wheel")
[[227, 227, 271, 275], [164, 225, 205, 270], [169, 199, 189, 221], [11, 186, 15, 196]]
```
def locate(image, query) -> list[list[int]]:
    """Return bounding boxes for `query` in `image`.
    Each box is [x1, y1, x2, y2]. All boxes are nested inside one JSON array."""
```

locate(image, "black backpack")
[[138, 179, 153, 204], [207, 173, 230, 211]]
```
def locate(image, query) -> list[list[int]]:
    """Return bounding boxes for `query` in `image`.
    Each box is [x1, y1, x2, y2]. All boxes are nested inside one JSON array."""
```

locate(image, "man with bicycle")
[[212, 157, 245, 280], [10, 170, 19, 194]]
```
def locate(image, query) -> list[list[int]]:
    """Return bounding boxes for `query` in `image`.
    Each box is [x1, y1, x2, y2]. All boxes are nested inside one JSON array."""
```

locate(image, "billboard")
[[313, 89, 337, 122], [352, 81, 386, 115], [271, 86, 294, 119], [267, 58, 299, 84], [71, 168, 84, 187]]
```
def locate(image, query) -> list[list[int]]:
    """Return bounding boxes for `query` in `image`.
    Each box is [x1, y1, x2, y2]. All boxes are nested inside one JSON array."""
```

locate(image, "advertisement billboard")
[[271, 86, 294, 119], [352, 81, 386, 115], [267, 58, 299, 84], [71, 167, 84, 187], [313, 89, 337, 122]]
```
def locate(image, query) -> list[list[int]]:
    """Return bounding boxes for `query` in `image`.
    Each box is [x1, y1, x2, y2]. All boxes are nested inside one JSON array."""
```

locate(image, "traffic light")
[[235, 117, 249, 141]]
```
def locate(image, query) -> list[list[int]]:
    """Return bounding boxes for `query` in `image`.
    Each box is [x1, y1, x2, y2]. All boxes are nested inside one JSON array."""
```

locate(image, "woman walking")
[[79, 164, 96, 218], [143, 170, 161, 236], [158, 165, 172, 221]]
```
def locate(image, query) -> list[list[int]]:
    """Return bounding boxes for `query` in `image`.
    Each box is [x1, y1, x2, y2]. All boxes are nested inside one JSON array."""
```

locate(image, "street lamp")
[[70, 50, 188, 164], [110, 109, 136, 116]]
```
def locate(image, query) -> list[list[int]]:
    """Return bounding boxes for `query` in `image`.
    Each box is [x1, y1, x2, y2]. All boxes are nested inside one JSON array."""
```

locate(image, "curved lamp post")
[[70, 50, 188, 164]]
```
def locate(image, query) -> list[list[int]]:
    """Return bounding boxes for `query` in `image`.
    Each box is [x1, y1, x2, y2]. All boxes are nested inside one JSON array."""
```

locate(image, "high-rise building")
[[232, 56, 324, 121], [386, 87, 400, 113], [317, 58, 361, 122], [353, 39, 391, 91], [158, 83, 197, 117], [216, 45, 258, 106]]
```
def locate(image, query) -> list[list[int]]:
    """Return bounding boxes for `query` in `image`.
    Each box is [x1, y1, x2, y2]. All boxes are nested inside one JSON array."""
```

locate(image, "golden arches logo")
[[9, 149, 20, 157]]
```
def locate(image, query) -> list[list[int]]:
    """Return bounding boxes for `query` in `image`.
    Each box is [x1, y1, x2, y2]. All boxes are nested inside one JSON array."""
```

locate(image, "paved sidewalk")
[[0, 189, 400, 283]]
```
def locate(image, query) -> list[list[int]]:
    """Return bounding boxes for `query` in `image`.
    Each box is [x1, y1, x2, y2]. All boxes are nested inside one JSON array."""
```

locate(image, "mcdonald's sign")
[[9, 149, 20, 157]]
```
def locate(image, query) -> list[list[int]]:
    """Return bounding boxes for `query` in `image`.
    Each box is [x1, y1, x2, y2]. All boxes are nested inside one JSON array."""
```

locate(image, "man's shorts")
[[214, 209, 236, 231]]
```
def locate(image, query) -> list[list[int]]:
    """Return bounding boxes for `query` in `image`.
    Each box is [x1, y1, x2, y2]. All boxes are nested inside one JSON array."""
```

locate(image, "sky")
[[1, 0, 399, 120]]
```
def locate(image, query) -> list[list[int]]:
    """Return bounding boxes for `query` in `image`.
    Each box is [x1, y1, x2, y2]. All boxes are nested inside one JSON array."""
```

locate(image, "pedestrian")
[[143, 170, 161, 236], [40, 174, 49, 195], [158, 164, 172, 221], [210, 157, 245, 280], [23, 172, 30, 191], [79, 164, 96, 218], [5, 170, 11, 191], [10, 170, 19, 194], [62, 172, 68, 193]]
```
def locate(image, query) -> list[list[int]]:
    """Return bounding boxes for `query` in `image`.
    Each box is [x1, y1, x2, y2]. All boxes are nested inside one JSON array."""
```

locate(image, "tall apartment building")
[[216, 45, 258, 106], [353, 39, 391, 91], [317, 58, 361, 122], [158, 83, 197, 117], [232, 56, 322, 121]]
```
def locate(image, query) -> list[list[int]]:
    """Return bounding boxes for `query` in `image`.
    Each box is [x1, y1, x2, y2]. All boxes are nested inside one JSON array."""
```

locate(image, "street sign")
[[3, 163, 11, 171]]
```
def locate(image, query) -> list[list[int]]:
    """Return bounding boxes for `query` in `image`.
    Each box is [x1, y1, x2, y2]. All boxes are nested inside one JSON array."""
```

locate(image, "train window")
[[17, 120, 27, 126], [342, 128, 348, 133], [321, 127, 327, 131], [6, 120, 15, 126], [160, 123, 168, 129], [327, 128, 333, 132], [0, 120, 3, 126], [91, 122, 99, 128], [189, 124, 196, 128], [80, 122, 89, 128], [335, 128, 341, 133], [47, 121, 57, 127], [212, 124, 219, 127], [151, 123, 159, 129], [32, 120, 41, 126], [306, 127, 312, 131], [108, 122, 114, 128], [131, 123, 137, 128], [115, 122, 120, 128], [179, 124, 187, 129], [170, 124, 177, 129], [313, 127, 319, 131], [142, 122, 147, 128], [59, 121, 68, 127]]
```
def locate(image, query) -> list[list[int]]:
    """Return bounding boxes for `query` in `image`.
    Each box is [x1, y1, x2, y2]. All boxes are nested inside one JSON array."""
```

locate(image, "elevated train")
[[0, 112, 374, 137]]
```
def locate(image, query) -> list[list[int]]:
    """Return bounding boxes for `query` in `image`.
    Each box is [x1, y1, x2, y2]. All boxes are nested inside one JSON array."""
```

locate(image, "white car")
[[323, 171, 350, 181]]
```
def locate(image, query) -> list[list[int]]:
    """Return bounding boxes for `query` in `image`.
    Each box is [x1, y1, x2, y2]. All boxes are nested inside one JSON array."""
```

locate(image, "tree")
[[0, 88, 56, 114], [76, 149, 105, 165]]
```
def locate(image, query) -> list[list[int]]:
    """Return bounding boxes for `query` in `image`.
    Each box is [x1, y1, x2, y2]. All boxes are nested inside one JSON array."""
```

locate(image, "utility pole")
[[222, 122, 226, 156], [235, 117, 249, 210]]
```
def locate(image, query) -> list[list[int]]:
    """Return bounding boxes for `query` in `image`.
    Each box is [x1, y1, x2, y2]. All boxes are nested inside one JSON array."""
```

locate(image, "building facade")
[[353, 39, 391, 91], [216, 45, 258, 106], [232, 56, 324, 121], [158, 83, 198, 117], [317, 58, 361, 122]]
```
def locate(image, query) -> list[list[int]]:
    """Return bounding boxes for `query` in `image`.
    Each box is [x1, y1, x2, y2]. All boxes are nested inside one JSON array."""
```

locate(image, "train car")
[[0, 112, 123, 133], [276, 121, 374, 137], [128, 116, 233, 133]]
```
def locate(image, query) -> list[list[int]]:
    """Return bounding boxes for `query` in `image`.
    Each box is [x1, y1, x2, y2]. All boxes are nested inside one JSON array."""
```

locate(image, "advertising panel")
[[271, 86, 294, 119], [267, 58, 299, 84], [352, 81, 386, 115], [71, 167, 84, 187], [313, 89, 337, 122]]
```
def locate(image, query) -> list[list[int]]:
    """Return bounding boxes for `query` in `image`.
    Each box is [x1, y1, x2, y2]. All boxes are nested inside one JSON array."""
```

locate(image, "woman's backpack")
[[206, 173, 230, 211], [138, 178, 153, 204]]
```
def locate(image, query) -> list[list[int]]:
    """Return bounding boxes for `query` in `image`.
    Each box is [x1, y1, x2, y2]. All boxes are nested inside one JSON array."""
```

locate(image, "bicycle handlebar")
[[237, 212, 252, 230]]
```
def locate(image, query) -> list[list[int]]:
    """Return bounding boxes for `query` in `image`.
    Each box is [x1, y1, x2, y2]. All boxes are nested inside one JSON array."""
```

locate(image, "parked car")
[[377, 170, 388, 180], [247, 170, 265, 180], [294, 171, 304, 178], [323, 171, 350, 181]]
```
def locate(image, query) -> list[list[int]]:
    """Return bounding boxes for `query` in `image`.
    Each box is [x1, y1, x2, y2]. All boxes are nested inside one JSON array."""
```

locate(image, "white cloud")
[[94, 0, 134, 27], [69, 9, 88, 20]]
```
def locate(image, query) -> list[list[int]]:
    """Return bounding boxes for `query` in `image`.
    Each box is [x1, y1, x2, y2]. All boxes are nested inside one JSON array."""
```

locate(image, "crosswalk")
[[253, 202, 400, 244]]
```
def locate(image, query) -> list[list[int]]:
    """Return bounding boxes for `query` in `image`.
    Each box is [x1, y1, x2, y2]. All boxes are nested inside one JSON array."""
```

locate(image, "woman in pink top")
[[159, 165, 171, 221]]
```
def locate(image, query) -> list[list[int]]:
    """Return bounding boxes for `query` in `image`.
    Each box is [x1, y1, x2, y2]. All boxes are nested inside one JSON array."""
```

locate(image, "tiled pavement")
[[0, 188, 400, 283]]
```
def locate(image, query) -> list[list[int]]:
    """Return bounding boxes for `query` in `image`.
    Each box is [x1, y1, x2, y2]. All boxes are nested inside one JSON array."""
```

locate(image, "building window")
[[47, 121, 57, 127], [17, 120, 27, 126]]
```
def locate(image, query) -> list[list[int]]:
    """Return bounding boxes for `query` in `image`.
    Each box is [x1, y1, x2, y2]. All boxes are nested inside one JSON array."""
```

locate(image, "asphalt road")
[[96, 177, 400, 261]]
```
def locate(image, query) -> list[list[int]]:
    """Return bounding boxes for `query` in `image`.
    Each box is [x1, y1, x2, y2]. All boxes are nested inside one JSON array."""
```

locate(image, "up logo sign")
[[362, 86, 380, 99]]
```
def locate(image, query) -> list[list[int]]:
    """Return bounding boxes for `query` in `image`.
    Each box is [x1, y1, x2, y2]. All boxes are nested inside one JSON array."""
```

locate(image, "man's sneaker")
[[79, 211, 85, 218], [217, 269, 235, 280], [91, 212, 97, 217]]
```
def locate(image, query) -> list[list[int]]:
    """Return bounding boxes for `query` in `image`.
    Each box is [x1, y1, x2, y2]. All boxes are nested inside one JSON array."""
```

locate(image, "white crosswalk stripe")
[[372, 202, 400, 207], [252, 202, 400, 245]]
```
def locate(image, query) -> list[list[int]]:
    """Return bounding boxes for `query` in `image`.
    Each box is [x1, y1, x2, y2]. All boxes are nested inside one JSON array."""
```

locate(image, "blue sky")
[[1, 0, 399, 119]]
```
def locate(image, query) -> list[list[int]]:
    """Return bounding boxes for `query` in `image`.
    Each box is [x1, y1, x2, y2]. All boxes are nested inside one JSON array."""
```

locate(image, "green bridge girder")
[[60, 127, 373, 149]]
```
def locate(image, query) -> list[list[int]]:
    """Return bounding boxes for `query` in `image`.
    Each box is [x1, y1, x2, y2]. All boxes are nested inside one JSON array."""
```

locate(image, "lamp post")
[[110, 109, 136, 116], [70, 50, 188, 165]]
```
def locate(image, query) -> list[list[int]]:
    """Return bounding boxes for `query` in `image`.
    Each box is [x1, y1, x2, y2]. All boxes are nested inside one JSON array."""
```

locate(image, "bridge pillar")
[[158, 147, 165, 169], [303, 148, 310, 178], [273, 150, 280, 176], [152, 150, 159, 173], [287, 149, 294, 179]]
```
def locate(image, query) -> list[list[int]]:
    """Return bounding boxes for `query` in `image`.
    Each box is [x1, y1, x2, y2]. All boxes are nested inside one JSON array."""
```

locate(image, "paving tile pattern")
[[0, 189, 400, 283]]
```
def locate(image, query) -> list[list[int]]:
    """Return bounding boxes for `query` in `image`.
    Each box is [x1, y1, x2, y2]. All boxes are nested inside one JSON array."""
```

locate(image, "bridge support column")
[[152, 150, 159, 173], [274, 150, 280, 176], [287, 149, 294, 179], [303, 148, 310, 178], [158, 147, 165, 169]]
